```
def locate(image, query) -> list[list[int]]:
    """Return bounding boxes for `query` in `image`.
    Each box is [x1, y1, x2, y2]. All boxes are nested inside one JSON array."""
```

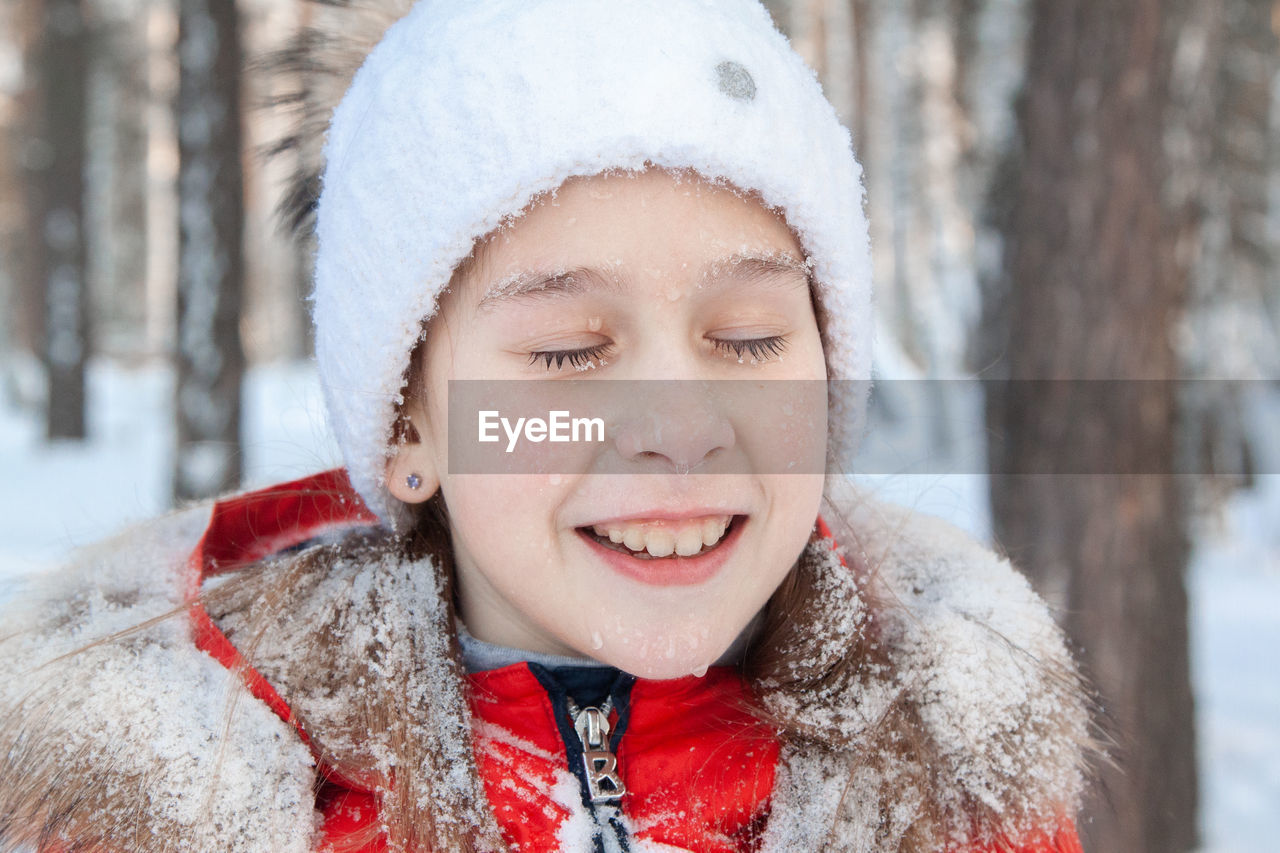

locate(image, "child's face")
[[389, 168, 828, 679]]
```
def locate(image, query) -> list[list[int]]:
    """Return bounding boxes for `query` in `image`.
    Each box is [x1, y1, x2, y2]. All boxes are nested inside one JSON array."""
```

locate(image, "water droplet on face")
[[549, 473, 562, 485], [691, 664, 709, 678], [665, 287, 682, 302], [590, 631, 604, 650], [588, 316, 602, 332]]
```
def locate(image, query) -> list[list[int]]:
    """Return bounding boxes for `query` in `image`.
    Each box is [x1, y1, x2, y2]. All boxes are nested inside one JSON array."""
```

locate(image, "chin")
[[583, 619, 739, 681], [611, 654, 716, 681]]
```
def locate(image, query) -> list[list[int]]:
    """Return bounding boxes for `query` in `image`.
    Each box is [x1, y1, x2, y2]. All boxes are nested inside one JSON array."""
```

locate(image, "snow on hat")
[[312, 0, 873, 527]]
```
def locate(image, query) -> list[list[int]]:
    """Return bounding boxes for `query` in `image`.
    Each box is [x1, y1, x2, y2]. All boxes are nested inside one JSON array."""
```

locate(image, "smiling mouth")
[[577, 515, 743, 560]]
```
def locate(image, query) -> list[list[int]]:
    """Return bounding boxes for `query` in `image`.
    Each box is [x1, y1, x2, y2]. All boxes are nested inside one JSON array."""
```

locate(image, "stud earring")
[[406, 473, 422, 490]]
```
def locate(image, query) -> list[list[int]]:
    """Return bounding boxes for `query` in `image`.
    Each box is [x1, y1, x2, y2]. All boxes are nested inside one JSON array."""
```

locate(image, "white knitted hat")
[[313, 0, 873, 526]]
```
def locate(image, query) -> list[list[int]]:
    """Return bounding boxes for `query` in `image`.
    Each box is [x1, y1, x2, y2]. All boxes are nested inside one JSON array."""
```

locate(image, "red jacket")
[[188, 471, 1084, 852]]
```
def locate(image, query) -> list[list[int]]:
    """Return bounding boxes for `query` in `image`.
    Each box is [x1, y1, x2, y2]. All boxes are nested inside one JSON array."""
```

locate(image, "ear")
[[384, 415, 441, 505]]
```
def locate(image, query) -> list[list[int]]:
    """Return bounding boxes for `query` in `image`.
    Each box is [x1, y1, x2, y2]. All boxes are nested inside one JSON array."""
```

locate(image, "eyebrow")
[[475, 266, 623, 313], [708, 253, 812, 286], [474, 252, 811, 314]]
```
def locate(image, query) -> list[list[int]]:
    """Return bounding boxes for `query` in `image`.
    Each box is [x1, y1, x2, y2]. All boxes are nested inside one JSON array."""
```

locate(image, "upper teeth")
[[591, 516, 732, 558]]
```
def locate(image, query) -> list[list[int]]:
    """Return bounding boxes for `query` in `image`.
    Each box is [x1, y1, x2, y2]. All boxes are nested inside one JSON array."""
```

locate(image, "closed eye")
[[527, 336, 789, 371], [528, 342, 614, 370], [710, 336, 788, 362]]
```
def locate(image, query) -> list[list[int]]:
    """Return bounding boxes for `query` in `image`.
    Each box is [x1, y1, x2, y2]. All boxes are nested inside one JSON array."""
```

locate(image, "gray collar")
[[457, 621, 608, 672], [456, 612, 764, 674]]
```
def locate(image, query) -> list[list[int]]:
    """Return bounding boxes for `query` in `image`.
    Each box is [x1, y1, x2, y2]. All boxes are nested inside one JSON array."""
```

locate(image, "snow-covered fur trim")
[[0, 493, 1090, 852], [0, 508, 318, 852], [309, 0, 874, 527], [757, 494, 1093, 850], [203, 532, 506, 850]]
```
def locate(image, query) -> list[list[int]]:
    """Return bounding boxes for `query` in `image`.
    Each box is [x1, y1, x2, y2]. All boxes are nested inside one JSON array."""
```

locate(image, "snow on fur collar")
[[757, 496, 1092, 850], [0, 485, 1090, 852], [0, 505, 318, 852]]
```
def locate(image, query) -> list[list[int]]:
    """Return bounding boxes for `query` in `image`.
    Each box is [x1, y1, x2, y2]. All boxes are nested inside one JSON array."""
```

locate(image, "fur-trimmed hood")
[[0, 480, 1092, 852]]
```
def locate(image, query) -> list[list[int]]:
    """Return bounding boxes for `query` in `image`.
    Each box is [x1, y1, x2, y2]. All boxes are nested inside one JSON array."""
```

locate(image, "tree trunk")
[[1178, 0, 1278, 502], [174, 0, 245, 501], [0, 4, 36, 362], [986, 1, 1198, 851], [86, 0, 151, 357], [240, 0, 311, 361], [31, 0, 90, 440]]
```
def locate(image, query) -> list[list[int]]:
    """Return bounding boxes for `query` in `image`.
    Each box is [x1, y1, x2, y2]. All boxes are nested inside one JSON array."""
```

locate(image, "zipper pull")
[[572, 704, 627, 803]]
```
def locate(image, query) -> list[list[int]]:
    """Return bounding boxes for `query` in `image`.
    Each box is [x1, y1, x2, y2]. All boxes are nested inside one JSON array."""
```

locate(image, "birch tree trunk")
[[985, 1, 1199, 850], [174, 0, 245, 501]]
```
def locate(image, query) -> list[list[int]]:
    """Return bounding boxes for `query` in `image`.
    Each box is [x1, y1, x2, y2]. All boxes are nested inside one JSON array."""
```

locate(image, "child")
[[0, 1, 1094, 851]]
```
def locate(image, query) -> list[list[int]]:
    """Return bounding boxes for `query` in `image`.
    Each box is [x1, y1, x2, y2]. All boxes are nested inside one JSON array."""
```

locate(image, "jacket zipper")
[[526, 664, 635, 853], [568, 698, 627, 803], [565, 696, 631, 853]]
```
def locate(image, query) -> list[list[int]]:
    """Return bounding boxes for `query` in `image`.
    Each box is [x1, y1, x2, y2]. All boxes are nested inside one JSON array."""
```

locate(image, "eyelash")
[[528, 343, 614, 370], [711, 336, 788, 361], [527, 336, 789, 370]]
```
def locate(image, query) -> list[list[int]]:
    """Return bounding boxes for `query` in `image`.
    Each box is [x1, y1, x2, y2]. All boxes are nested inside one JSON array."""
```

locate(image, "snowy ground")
[[0, 359, 340, 580], [1188, 483, 1280, 853], [0, 360, 1276, 851]]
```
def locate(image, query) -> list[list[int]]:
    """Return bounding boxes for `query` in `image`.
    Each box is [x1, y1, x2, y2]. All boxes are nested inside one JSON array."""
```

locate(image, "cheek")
[[769, 474, 826, 555], [442, 478, 561, 600], [733, 378, 829, 478], [444, 476, 561, 551]]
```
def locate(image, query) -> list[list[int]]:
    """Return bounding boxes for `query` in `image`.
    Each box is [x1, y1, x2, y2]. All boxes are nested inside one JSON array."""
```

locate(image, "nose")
[[612, 381, 736, 473]]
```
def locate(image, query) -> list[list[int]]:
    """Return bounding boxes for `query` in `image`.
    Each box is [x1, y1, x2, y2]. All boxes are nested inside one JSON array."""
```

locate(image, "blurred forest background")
[[1, 1, 1278, 851]]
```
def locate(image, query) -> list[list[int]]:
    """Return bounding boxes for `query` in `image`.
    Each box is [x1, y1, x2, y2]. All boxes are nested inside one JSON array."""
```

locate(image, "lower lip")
[[576, 517, 747, 587]]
